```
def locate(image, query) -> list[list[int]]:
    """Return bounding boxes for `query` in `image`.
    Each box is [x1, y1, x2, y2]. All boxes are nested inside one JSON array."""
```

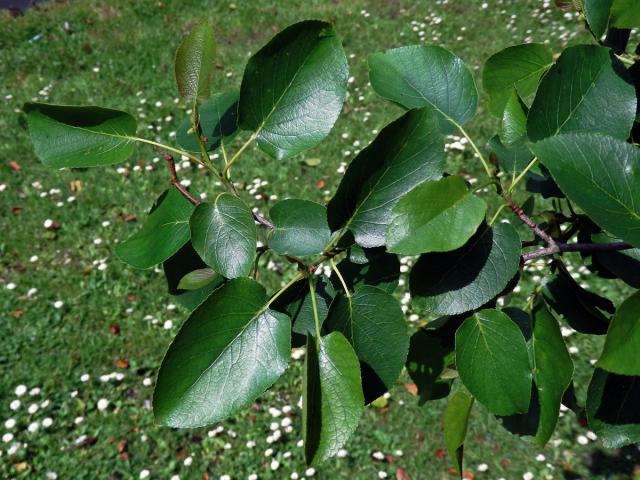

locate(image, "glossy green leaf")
[[175, 21, 215, 102], [610, 0, 640, 28], [532, 133, 640, 247], [325, 285, 409, 392], [444, 390, 474, 475], [304, 332, 364, 465], [456, 309, 532, 416], [239, 20, 348, 160], [331, 248, 400, 294], [190, 193, 256, 278], [482, 43, 553, 117], [328, 108, 444, 247], [406, 328, 454, 404], [177, 268, 217, 290], [592, 233, 640, 288], [486, 135, 533, 178], [176, 90, 239, 153], [530, 302, 574, 446], [598, 291, 640, 375], [586, 368, 640, 448], [368, 45, 477, 130], [410, 222, 521, 315], [154, 278, 291, 427], [386, 176, 487, 255], [116, 188, 196, 269], [583, 0, 613, 38], [268, 199, 331, 256], [542, 266, 613, 335], [24, 103, 137, 168], [527, 45, 635, 141], [501, 90, 528, 146]]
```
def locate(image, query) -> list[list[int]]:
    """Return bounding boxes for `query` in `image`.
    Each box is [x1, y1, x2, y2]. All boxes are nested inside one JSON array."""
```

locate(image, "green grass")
[[1, 1, 637, 478]]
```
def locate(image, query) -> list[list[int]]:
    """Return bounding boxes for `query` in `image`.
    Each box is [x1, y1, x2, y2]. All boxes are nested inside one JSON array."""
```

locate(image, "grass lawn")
[[1, 0, 638, 478]]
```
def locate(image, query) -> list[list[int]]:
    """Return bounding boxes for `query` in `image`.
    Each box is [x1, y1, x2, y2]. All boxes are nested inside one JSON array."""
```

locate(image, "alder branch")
[[507, 196, 556, 247], [254, 212, 274, 229], [159, 151, 201, 206], [522, 241, 633, 262]]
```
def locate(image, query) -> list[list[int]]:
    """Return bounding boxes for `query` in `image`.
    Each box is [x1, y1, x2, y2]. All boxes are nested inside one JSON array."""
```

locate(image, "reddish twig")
[[254, 212, 274, 229], [507, 196, 557, 247], [160, 151, 200, 206]]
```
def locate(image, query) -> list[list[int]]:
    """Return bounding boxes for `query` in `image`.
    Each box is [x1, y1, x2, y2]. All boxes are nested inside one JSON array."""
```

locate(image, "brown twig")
[[254, 212, 274, 229], [507, 196, 557, 247], [159, 151, 201, 206], [522, 241, 633, 262]]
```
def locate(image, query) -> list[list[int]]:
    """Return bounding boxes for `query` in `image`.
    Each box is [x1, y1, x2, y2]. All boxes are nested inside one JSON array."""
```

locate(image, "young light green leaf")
[[304, 332, 364, 465], [583, 0, 613, 38], [598, 291, 640, 375], [482, 43, 553, 117], [190, 193, 256, 278], [531, 133, 640, 247], [410, 223, 521, 315], [24, 103, 137, 168], [175, 21, 216, 102], [116, 188, 196, 269], [386, 176, 487, 255], [325, 285, 409, 392], [176, 90, 239, 153], [239, 21, 348, 160], [586, 368, 640, 448], [444, 390, 474, 476], [268, 199, 331, 256], [177, 268, 217, 290], [368, 45, 477, 130], [530, 302, 574, 447], [527, 45, 635, 141], [456, 309, 532, 416], [154, 278, 291, 428], [328, 108, 444, 248]]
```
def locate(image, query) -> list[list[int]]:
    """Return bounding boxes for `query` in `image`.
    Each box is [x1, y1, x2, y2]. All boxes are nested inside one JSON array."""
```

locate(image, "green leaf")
[[501, 90, 528, 146], [531, 133, 640, 247], [598, 291, 640, 375], [406, 328, 455, 404], [410, 222, 521, 315], [331, 247, 400, 294], [239, 20, 348, 160], [267, 199, 331, 256], [368, 45, 477, 130], [527, 45, 635, 141], [583, 0, 613, 38], [176, 90, 239, 153], [386, 176, 487, 255], [541, 265, 613, 335], [116, 188, 196, 269], [24, 103, 137, 168], [154, 278, 291, 427], [328, 108, 444, 248], [177, 268, 217, 290], [325, 285, 409, 392], [610, 0, 640, 28], [304, 332, 364, 465], [455, 309, 532, 416], [486, 135, 533, 178], [444, 391, 474, 475], [190, 193, 256, 278], [175, 21, 216, 102], [530, 302, 574, 447], [586, 368, 640, 448], [592, 233, 640, 288], [482, 43, 553, 117]]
